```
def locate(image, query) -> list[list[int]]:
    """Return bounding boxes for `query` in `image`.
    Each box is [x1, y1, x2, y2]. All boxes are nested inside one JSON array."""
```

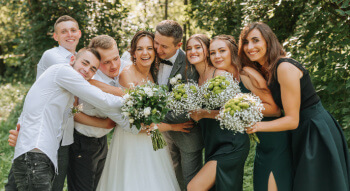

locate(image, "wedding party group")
[[5, 15, 350, 191]]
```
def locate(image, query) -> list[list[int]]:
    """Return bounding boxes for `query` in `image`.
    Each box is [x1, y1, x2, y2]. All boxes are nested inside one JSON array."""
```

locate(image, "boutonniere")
[[70, 103, 83, 117], [170, 74, 182, 85]]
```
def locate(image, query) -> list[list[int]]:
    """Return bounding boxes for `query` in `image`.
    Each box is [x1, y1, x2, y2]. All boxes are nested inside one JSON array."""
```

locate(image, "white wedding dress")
[[96, 127, 180, 191], [96, 64, 180, 190]]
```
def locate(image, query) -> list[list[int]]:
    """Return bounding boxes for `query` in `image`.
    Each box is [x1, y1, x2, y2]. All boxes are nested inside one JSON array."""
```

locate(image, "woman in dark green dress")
[[186, 34, 283, 191], [213, 35, 292, 191], [240, 22, 350, 191]]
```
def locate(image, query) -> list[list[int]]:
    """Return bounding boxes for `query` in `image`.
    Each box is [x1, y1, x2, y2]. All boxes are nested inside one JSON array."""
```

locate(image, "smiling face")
[[209, 39, 232, 71], [53, 21, 81, 54], [133, 36, 155, 67], [243, 29, 267, 66], [71, 51, 99, 80], [97, 44, 121, 78], [154, 31, 182, 60], [186, 38, 207, 66]]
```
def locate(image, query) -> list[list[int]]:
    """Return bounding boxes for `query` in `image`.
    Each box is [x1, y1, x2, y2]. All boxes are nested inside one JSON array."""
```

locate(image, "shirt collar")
[[167, 49, 180, 64], [58, 46, 74, 59], [94, 70, 116, 86]]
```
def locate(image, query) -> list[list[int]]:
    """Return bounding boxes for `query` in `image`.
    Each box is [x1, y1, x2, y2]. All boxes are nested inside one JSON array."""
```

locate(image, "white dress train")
[[96, 126, 180, 191]]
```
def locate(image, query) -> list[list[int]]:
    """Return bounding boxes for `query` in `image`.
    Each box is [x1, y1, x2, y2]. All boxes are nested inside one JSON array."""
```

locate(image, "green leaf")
[[336, 9, 346, 16]]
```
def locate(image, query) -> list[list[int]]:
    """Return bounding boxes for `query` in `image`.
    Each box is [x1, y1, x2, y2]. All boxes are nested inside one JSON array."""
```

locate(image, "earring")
[[133, 57, 136, 65]]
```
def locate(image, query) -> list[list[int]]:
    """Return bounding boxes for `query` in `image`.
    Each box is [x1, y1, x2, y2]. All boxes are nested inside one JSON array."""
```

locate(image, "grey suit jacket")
[[153, 49, 203, 152]]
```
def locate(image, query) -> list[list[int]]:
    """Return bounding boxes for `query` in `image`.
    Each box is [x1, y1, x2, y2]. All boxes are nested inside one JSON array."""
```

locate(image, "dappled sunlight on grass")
[[0, 83, 29, 189]]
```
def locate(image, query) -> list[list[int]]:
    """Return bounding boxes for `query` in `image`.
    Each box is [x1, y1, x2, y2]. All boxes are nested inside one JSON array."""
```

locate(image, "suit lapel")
[[167, 49, 185, 87]]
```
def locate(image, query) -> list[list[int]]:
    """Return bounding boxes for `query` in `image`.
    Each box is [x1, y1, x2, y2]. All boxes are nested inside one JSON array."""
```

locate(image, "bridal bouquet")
[[217, 93, 264, 143], [121, 81, 169, 151], [201, 72, 241, 109], [167, 81, 203, 117]]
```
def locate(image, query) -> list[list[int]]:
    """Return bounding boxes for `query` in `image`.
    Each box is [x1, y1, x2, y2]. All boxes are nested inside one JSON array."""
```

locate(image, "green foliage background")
[[0, 0, 349, 190]]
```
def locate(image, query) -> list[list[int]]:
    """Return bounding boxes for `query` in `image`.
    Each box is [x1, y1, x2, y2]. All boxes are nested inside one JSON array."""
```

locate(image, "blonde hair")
[[88, 35, 116, 50]]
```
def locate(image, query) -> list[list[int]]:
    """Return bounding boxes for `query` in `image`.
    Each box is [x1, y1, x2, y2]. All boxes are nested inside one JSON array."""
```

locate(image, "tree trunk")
[[0, 45, 5, 77], [164, 0, 168, 20], [182, 0, 188, 49]]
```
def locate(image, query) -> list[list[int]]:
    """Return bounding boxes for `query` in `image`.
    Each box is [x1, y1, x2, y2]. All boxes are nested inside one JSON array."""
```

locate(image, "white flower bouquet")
[[121, 81, 169, 151], [201, 72, 241, 109], [167, 81, 203, 117], [217, 93, 264, 143]]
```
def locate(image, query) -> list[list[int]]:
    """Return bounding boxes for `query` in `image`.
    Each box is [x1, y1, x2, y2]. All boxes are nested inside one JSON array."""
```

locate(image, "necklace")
[[134, 64, 150, 82]]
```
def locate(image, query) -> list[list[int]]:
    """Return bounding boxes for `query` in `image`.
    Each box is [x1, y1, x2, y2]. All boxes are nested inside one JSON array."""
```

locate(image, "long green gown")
[[268, 58, 350, 191], [198, 81, 251, 191]]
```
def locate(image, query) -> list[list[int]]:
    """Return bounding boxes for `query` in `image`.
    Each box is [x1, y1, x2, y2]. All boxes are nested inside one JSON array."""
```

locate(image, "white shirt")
[[35, 46, 75, 146], [36, 46, 74, 78], [157, 49, 179, 85], [74, 70, 117, 138], [14, 64, 129, 172]]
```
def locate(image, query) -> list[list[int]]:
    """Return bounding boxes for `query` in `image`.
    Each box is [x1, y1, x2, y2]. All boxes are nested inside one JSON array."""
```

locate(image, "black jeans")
[[5, 145, 69, 191], [67, 130, 108, 191], [12, 152, 55, 191]]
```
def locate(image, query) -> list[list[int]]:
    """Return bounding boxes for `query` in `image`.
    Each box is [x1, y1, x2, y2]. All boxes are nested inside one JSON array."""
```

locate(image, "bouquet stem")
[[249, 133, 260, 144], [151, 129, 167, 151]]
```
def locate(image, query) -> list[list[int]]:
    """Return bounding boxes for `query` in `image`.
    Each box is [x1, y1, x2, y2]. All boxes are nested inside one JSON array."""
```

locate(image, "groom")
[[153, 20, 203, 190]]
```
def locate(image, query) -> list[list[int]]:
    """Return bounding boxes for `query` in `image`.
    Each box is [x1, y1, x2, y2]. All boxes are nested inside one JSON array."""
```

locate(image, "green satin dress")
[[254, 119, 293, 191], [268, 58, 350, 191], [198, 81, 251, 191]]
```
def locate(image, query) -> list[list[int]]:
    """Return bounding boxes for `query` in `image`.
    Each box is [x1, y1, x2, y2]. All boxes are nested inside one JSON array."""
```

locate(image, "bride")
[[96, 31, 180, 191]]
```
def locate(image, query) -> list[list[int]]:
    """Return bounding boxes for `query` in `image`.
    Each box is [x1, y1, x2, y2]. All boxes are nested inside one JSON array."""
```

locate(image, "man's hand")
[[170, 121, 194, 133], [8, 124, 20, 147], [103, 118, 116, 129]]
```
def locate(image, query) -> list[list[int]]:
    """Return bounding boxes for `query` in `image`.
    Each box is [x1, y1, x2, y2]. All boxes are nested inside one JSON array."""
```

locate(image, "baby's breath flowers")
[[201, 72, 241, 109], [167, 81, 203, 117], [121, 81, 169, 151], [217, 93, 265, 143]]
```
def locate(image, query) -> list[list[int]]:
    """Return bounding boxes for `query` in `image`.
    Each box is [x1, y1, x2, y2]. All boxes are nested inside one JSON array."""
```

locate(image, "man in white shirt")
[[67, 35, 122, 191], [12, 48, 128, 191], [6, 15, 81, 191]]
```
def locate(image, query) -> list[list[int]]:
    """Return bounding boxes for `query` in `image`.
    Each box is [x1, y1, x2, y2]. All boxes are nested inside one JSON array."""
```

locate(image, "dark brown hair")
[[156, 20, 183, 45], [129, 31, 158, 78], [211, 35, 241, 74], [238, 22, 286, 84], [54, 15, 79, 32], [75, 48, 101, 61]]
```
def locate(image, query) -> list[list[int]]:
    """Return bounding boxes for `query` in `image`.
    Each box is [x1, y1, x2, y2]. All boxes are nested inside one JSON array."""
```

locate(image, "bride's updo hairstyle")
[[129, 31, 157, 64], [238, 22, 286, 84]]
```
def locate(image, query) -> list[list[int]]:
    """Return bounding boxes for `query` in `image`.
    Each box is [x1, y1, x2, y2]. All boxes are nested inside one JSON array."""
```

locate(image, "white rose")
[[170, 78, 177, 85], [127, 100, 133, 106], [175, 74, 182, 80], [129, 118, 134, 123], [144, 107, 151, 117], [146, 91, 154, 97], [144, 87, 152, 93], [122, 112, 130, 116]]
